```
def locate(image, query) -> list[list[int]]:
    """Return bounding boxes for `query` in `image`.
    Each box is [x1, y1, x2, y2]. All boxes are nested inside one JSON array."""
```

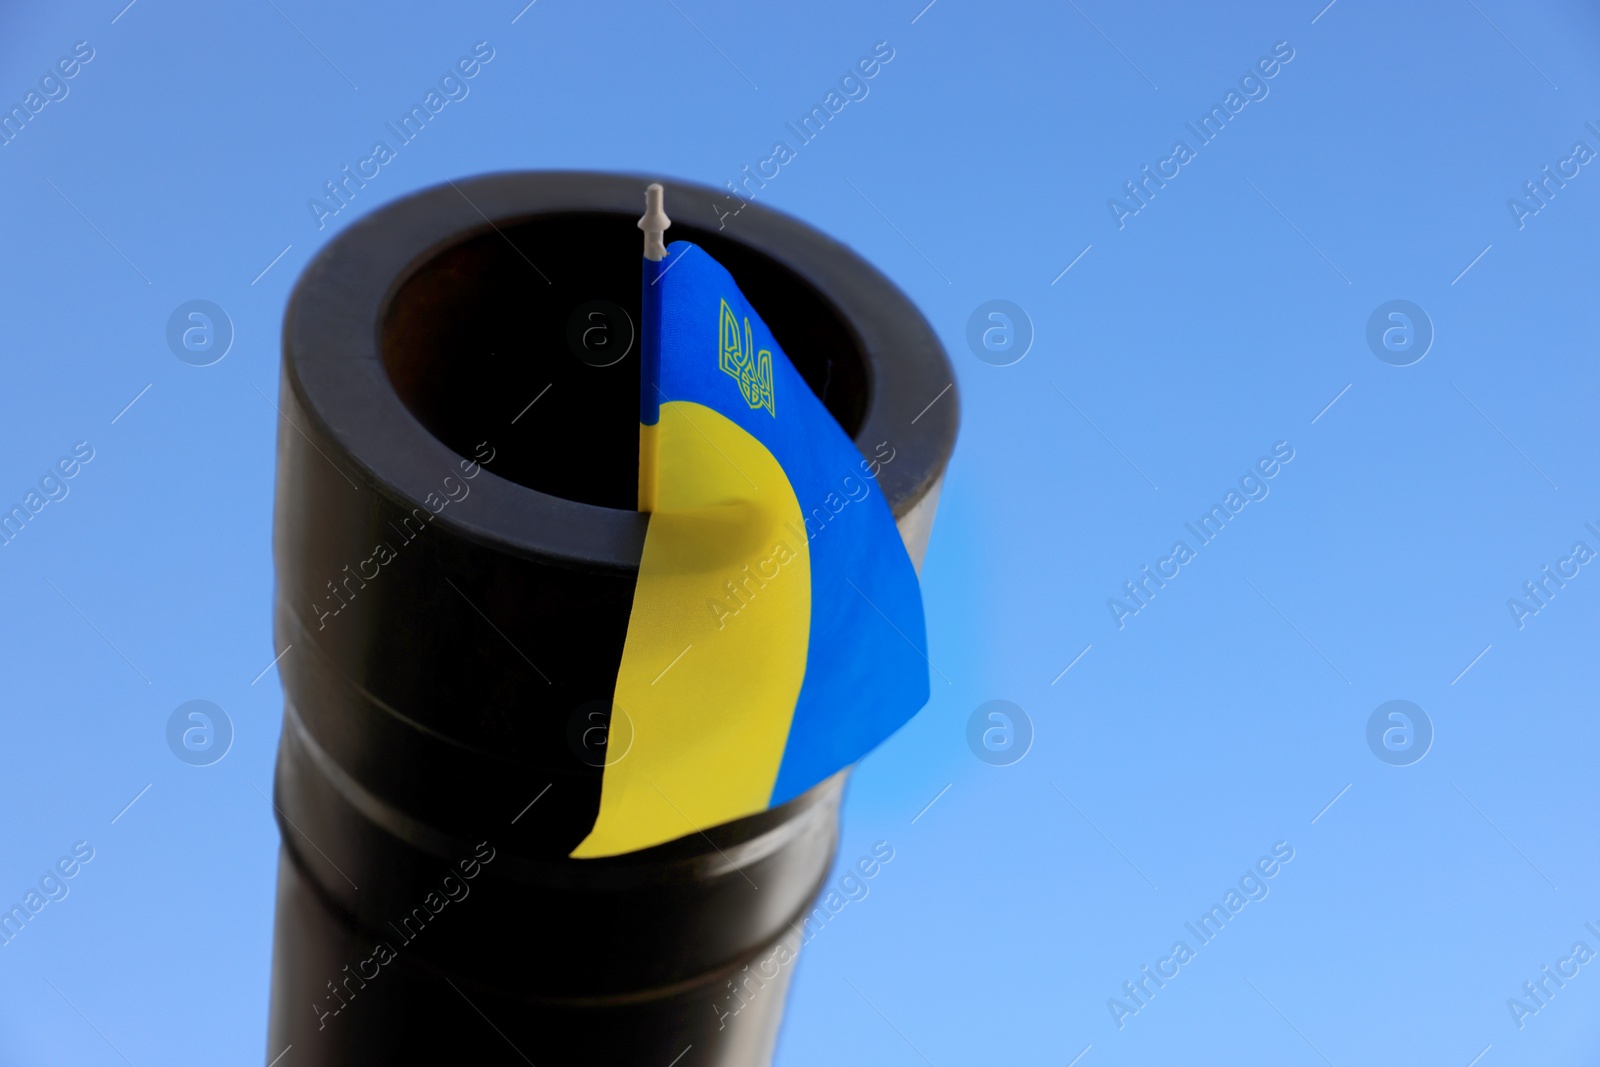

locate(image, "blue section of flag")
[[643, 241, 931, 805]]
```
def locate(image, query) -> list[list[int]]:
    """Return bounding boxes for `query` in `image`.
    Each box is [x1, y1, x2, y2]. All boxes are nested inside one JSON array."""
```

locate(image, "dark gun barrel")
[[264, 171, 958, 1065]]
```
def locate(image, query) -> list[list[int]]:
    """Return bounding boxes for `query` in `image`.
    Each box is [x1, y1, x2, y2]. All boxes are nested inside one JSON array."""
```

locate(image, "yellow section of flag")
[[570, 401, 812, 858]]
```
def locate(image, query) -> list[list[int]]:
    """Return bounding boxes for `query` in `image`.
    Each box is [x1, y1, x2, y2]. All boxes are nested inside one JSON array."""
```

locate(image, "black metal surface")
[[265, 171, 958, 1065]]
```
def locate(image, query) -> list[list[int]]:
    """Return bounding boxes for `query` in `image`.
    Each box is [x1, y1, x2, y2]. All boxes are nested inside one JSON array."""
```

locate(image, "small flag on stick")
[[570, 186, 931, 858]]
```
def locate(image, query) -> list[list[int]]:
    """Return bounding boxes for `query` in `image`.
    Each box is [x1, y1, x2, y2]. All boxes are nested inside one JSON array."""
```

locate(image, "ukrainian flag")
[[570, 241, 930, 858]]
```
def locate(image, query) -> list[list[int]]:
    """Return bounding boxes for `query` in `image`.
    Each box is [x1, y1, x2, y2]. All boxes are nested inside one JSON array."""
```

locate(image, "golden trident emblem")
[[718, 299, 776, 416]]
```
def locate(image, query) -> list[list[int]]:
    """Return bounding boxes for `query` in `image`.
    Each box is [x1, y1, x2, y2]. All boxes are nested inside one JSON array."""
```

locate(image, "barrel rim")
[[281, 169, 959, 574]]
